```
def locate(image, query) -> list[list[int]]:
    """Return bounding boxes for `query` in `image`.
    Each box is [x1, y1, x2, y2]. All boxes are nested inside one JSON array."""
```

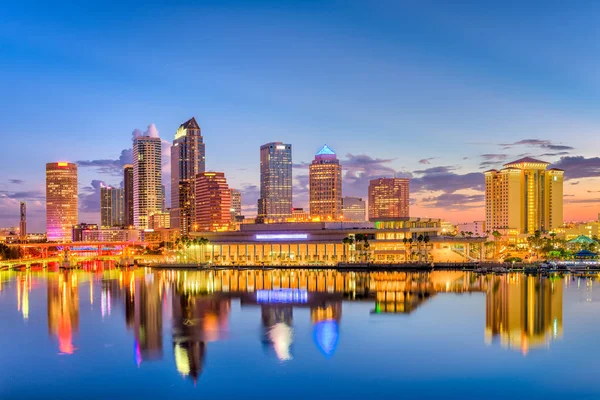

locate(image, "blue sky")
[[1, 1, 599, 231]]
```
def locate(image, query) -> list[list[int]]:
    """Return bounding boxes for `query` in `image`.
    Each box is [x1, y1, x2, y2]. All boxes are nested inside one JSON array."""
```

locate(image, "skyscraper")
[[100, 184, 124, 228], [19, 202, 26, 240], [195, 172, 231, 232], [258, 142, 292, 222], [171, 117, 205, 235], [123, 164, 134, 227], [309, 145, 342, 221], [342, 196, 366, 222], [485, 157, 564, 234], [133, 133, 162, 230], [46, 162, 78, 242], [368, 178, 410, 220], [230, 188, 242, 222]]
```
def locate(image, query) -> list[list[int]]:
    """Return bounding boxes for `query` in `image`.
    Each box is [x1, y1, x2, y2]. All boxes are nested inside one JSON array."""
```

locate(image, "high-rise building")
[[342, 196, 366, 222], [230, 189, 242, 222], [368, 178, 410, 220], [194, 172, 231, 232], [123, 164, 134, 227], [171, 117, 205, 235], [133, 134, 162, 230], [149, 212, 171, 230], [309, 145, 342, 221], [19, 202, 26, 240], [46, 162, 78, 242], [258, 142, 292, 222], [100, 184, 124, 228], [485, 157, 564, 234]]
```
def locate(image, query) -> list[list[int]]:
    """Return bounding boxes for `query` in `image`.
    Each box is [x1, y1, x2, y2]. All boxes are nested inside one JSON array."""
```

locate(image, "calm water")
[[1, 267, 600, 399]]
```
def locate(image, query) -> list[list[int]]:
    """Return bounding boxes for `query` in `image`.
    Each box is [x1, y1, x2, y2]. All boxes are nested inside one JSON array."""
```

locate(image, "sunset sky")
[[1, 1, 599, 232]]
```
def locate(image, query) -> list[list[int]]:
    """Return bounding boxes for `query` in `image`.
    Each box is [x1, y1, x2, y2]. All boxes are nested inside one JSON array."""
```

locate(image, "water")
[[1, 268, 600, 399]]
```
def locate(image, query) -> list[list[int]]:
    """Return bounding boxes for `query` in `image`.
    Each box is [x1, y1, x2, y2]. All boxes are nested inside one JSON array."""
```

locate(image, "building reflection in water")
[[261, 306, 294, 361], [172, 292, 230, 382], [485, 274, 563, 355], [311, 303, 341, 358], [47, 272, 79, 354]]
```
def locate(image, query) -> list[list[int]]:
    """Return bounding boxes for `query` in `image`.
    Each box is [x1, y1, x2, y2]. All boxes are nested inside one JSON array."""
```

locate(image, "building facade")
[[171, 117, 205, 235], [368, 178, 410, 220], [123, 164, 134, 227], [230, 189, 242, 222], [456, 221, 486, 237], [195, 172, 231, 232], [485, 157, 564, 234], [342, 196, 366, 222], [258, 142, 292, 222], [149, 212, 171, 230], [309, 145, 342, 221], [133, 135, 163, 230], [19, 201, 26, 239], [101, 184, 124, 228], [46, 162, 78, 242]]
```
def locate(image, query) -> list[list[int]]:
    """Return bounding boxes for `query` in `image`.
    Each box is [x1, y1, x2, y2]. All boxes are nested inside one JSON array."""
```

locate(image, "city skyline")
[[1, 2, 600, 231]]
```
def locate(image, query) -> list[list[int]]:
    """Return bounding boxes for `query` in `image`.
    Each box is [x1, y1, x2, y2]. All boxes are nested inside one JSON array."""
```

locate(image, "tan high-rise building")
[[258, 142, 292, 222], [46, 162, 78, 242], [485, 157, 563, 234], [309, 145, 342, 221], [230, 189, 242, 222], [342, 196, 366, 222], [368, 178, 410, 220], [194, 172, 231, 232], [133, 134, 162, 230]]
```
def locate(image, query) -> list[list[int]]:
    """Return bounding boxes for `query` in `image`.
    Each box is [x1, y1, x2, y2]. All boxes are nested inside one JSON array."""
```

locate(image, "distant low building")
[[456, 221, 486, 237], [342, 197, 366, 222]]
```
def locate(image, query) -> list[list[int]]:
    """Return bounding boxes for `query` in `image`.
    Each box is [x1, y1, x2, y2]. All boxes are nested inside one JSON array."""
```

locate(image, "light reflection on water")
[[0, 267, 599, 399]]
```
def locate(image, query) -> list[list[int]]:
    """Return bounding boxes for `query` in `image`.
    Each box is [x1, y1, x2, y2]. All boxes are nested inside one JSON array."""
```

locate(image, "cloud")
[[539, 152, 570, 157], [480, 154, 508, 161], [412, 167, 484, 194], [564, 197, 600, 204], [570, 181, 580, 185], [342, 154, 410, 198], [501, 139, 574, 151], [77, 148, 133, 177], [420, 193, 485, 210], [418, 158, 436, 165], [0, 190, 45, 200], [9, 179, 24, 184], [550, 156, 600, 180], [79, 180, 103, 214], [145, 124, 160, 138]]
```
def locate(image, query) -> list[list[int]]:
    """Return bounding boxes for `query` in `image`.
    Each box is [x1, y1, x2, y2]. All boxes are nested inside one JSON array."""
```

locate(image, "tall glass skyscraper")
[[171, 117, 205, 234], [258, 142, 292, 222], [309, 145, 342, 221], [123, 164, 134, 227], [46, 162, 78, 242], [133, 134, 162, 230], [100, 184, 124, 227]]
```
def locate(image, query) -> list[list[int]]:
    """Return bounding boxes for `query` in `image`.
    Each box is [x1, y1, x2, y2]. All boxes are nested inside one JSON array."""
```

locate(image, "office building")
[[291, 208, 310, 222], [258, 142, 292, 222], [309, 145, 342, 221], [368, 178, 410, 220], [100, 184, 124, 228], [133, 134, 162, 230], [46, 162, 78, 242], [19, 202, 26, 240], [123, 164, 134, 227], [195, 172, 231, 232], [149, 212, 171, 230], [342, 196, 366, 222], [72, 223, 99, 242], [230, 189, 242, 222], [171, 117, 205, 235], [485, 157, 564, 234]]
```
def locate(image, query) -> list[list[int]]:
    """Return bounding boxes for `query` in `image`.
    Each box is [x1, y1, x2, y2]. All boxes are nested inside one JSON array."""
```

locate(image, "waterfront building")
[[171, 117, 205, 235], [46, 162, 78, 242], [485, 157, 564, 234], [194, 172, 231, 232], [133, 133, 162, 230], [72, 223, 99, 242], [258, 142, 292, 222], [230, 189, 242, 222], [342, 196, 366, 222], [149, 212, 171, 230], [19, 202, 26, 240], [440, 220, 457, 236], [81, 227, 140, 242], [368, 178, 409, 220], [123, 164, 134, 227], [309, 145, 342, 221], [189, 218, 485, 265], [555, 220, 600, 241], [290, 208, 310, 222]]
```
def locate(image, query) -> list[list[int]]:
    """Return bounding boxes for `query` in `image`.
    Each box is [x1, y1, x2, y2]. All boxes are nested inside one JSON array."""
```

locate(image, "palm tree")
[[424, 235, 431, 262], [408, 238, 414, 261], [403, 237, 408, 263], [417, 234, 424, 262]]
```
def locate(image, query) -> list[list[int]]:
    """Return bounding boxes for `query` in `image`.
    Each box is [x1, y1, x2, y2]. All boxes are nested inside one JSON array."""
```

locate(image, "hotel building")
[[342, 196, 366, 222], [230, 189, 242, 222], [195, 172, 231, 232], [46, 162, 78, 242], [309, 145, 342, 221], [123, 164, 134, 227], [368, 178, 410, 221], [133, 134, 163, 230], [100, 184, 124, 228], [485, 157, 564, 234], [171, 117, 206, 235], [258, 142, 292, 222]]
